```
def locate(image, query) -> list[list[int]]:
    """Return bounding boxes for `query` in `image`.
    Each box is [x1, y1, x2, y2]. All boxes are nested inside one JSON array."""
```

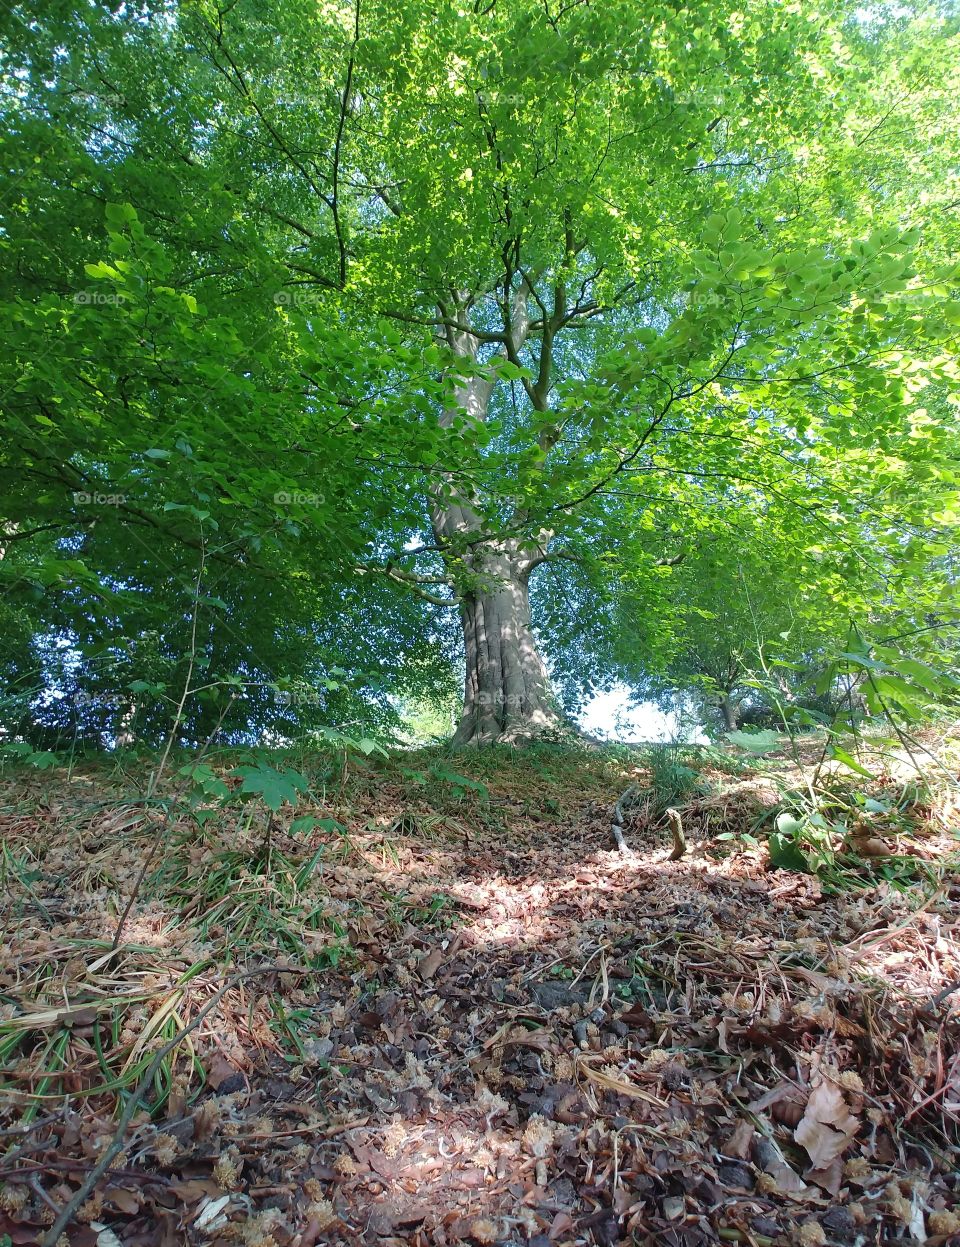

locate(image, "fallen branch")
[[666, 807, 687, 860], [610, 821, 631, 854], [613, 783, 640, 825], [610, 783, 639, 855]]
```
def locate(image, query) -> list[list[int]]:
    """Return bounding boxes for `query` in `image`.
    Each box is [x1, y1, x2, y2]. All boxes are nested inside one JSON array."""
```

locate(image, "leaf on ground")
[[417, 946, 445, 979], [795, 1078, 860, 1171], [204, 1051, 242, 1092], [724, 1118, 755, 1158], [91, 1225, 123, 1247], [193, 1194, 232, 1229], [753, 1136, 810, 1195]]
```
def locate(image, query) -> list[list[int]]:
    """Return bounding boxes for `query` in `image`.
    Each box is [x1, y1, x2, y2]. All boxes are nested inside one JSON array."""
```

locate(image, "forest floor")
[[1, 731, 959, 1247]]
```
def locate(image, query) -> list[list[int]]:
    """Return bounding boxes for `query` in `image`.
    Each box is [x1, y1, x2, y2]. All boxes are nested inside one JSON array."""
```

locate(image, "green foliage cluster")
[[642, 744, 706, 817], [0, 0, 958, 742]]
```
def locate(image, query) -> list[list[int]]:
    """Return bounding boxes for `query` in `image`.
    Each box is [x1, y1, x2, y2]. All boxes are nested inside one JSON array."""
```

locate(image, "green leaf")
[[128, 679, 166, 695], [105, 201, 139, 227], [726, 729, 781, 755], [83, 261, 121, 280], [769, 817, 810, 873], [231, 763, 309, 811], [289, 815, 321, 834], [26, 750, 58, 770], [775, 812, 805, 839], [828, 745, 875, 779]]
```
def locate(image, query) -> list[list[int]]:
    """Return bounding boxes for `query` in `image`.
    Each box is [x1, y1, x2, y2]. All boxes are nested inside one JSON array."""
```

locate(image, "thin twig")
[[112, 537, 214, 949]]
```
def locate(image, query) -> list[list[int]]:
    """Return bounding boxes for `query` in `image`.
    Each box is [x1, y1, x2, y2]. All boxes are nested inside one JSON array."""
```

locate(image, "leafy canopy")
[[0, 0, 958, 742]]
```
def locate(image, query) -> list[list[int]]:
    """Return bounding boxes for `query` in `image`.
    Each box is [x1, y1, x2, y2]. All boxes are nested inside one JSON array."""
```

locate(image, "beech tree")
[[1, 0, 958, 745]]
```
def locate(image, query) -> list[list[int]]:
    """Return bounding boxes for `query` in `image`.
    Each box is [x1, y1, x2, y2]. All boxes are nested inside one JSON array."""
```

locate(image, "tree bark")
[[452, 543, 566, 745], [720, 695, 739, 732], [430, 308, 565, 746]]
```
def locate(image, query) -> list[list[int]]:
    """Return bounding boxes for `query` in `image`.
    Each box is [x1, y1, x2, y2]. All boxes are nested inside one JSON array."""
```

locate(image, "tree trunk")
[[720, 696, 739, 732], [452, 544, 566, 746], [430, 303, 566, 746]]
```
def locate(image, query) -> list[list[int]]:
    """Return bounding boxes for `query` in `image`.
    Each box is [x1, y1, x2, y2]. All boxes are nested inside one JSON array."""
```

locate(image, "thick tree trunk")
[[720, 696, 739, 732], [452, 545, 565, 746]]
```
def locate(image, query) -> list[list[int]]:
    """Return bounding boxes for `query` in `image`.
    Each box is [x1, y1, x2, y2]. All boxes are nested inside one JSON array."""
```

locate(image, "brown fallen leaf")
[[168, 1178, 224, 1202], [808, 1156, 845, 1196], [752, 1135, 809, 1196], [723, 1118, 755, 1159], [102, 1185, 140, 1215], [617, 1002, 650, 1027], [417, 946, 445, 979], [548, 1211, 575, 1239], [61, 1005, 99, 1028], [204, 1051, 241, 1092], [448, 889, 487, 910], [484, 1023, 555, 1053], [749, 1081, 805, 1126], [298, 1214, 329, 1247], [849, 836, 891, 857], [795, 1078, 860, 1172]]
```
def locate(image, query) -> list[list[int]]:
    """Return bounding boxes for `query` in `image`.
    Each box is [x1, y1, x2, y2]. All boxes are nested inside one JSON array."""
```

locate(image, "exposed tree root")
[[611, 787, 686, 859], [610, 782, 639, 854], [666, 806, 687, 860]]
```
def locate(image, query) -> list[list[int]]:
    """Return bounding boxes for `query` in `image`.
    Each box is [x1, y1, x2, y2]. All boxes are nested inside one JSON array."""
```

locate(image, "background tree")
[[611, 523, 867, 734]]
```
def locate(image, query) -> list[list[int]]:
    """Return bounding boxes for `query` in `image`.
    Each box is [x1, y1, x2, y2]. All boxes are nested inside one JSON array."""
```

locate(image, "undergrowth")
[[1, 727, 957, 1140]]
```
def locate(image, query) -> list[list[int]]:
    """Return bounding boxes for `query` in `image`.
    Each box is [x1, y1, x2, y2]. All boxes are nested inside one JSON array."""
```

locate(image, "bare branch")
[[354, 563, 459, 607]]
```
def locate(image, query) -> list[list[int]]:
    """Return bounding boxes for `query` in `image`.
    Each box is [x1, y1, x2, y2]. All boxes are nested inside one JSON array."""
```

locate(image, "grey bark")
[[430, 309, 564, 746], [452, 542, 565, 745], [720, 695, 739, 732]]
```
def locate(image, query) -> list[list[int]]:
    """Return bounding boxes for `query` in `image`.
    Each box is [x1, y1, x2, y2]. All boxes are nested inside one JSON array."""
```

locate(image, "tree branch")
[[353, 564, 460, 607], [331, 0, 361, 287]]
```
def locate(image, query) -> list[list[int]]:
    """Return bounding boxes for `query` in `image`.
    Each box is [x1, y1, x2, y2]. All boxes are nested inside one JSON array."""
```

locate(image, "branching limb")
[[611, 783, 639, 855], [354, 563, 460, 607], [547, 321, 745, 518], [331, 0, 362, 286]]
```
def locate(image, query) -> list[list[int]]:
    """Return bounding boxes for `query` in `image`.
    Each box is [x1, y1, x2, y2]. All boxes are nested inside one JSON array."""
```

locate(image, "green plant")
[[427, 764, 489, 803], [0, 742, 59, 770], [153, 839, 345, 959], [644, 744, 704, 816], [382, 888, 454, 930], [0, 841, 48, 921], [726, 729, 783, 757]]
